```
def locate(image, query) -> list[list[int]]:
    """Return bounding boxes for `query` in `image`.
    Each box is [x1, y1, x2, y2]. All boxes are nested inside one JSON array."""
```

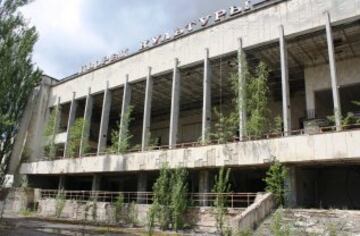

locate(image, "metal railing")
[[39, 189, 258, 208], [34, 123, 360, 161]]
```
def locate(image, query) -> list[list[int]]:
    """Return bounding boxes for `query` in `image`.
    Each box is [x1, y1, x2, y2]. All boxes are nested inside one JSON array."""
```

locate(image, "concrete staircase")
[[256, 209, 360, 235]]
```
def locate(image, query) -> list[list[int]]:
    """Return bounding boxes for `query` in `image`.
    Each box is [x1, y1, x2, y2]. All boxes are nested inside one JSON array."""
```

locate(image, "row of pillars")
[[51, 12, 341, 158]]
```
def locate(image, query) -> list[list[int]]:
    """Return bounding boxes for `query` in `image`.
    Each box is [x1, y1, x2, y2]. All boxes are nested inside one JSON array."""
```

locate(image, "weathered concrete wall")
[[231, 193, 277, 231], [8, 76, 55, 185], [48, 0, 360, 106], [0, 188, 34, 216], [20, 129, 360, 175], [305, 57, 360, 113], [36, 198, 243, 232]]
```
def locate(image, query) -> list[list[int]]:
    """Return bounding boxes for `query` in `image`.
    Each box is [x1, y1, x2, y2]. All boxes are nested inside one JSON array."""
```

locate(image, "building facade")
[[8, 0, 360, 209]]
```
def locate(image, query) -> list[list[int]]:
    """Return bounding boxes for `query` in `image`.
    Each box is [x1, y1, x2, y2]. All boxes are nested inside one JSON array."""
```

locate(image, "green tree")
[[210, 108, 237, 144], [66, 118, 88, 158], [213, 167, 231, 235], [109, 106, 133, 154], [113, 193, 124, 223], [170, 167, 188, 231], [151, 163, 172, 230], [0, 0, 42, 185], [148, 164, 189, 232], [264, 160, 288, 205], [43, 108, 58, 159], [246, 62, 271, 138]]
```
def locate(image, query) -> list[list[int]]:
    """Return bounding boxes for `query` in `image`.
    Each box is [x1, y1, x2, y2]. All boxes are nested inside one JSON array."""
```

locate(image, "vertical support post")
[[80, 87, 93, 156], [202, 48, 212, 143], [91, 175, 101, 192], [97, 81, 112, 155], [64, 92, 78, 158], [285, 167, 297, 208], [325, 12, 342, 131], [169, 58, 181, 149], [199, 170, 210, 206], [238, 38, 247, 141], [58, 175, 66, 191], [279, 25, 292, 136], [142, 67, 153, 151], [137, 173, 147, 203], [118, 75, 132, 153]]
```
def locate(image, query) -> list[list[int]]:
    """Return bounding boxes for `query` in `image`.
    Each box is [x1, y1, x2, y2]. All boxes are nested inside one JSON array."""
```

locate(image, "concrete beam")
[[279, 25, 292, 136], [238, 38, 247, 141], [79, 87, 93, 156], [169, 58, 181, 149], [325, 12, 342, 131], [118, 75, 132, 153], [64, 92, 78, 158], [202, 48, 211, 143], [97, 82, 112, 155], [142, 67, 153, 151]]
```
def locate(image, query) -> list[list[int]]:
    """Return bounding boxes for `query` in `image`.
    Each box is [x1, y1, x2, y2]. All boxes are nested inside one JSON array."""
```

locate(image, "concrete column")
[[79, 87, 93, 156], [137, 173, 147, 203], [64, 92, 78, 158], [118, 75, 132, 153], [285, 167, 298, 208], [238, 38, 247, 141], [169, 58, 181, 149], [142, 67, 153, 151], [325, 12, 342, 131], [199, 170, 210, 206], [202, 48, 212, 143], [58, 176, 66, 191], [279, 25, 292, 136], [91, 175, 101, 192], [97, 81, 112, 155]]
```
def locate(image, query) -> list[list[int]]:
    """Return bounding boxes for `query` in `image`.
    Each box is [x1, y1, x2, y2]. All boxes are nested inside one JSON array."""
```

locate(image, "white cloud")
[[21, 0, 109, 77]]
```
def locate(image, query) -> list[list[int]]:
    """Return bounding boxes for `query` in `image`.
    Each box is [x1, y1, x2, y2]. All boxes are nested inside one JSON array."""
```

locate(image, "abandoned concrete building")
[[7, 0, 360, 211]]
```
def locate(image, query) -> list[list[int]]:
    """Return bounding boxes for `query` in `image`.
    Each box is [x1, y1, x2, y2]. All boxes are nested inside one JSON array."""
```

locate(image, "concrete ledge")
[[20, 130, 360, 175]]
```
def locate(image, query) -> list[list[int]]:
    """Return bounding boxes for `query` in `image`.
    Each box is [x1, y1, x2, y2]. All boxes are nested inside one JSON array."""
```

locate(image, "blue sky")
[[21, 0, 242, 79]]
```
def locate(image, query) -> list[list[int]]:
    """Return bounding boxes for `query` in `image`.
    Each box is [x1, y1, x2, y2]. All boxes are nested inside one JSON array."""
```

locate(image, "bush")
[[213, 167, 231, 235], [270, 209, 291, 236], [114, 193, 124, 223], [55, 190, 66, 218], [264, 160, 288, 205]]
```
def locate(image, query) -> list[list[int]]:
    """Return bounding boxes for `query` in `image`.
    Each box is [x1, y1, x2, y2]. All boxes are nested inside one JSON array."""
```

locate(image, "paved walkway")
[[0, 217, 136, 236]]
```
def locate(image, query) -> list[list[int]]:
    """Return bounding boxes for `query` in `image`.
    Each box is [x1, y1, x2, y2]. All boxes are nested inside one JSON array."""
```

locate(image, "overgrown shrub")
[[246, 62, 271, 138], [127, 201, 138, 227], [270, 209, 291, 236], [43, 108, 58, 159], [210, 108, 237, 144], [148, 164, 189, 233], [114, 193, 124, 223], [110, 106, 133, 154], [213, 167, 231, 235], [264, 160, 288, 205], [66, 118, 89, 158], [170, 167, 188, 231], [55, 190, 66, 218]]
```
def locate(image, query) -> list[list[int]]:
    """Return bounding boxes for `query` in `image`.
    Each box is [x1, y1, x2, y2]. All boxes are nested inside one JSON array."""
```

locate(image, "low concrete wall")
[[231, 193, 277, 231], [0, 188, 34, 216], [36, 198, 243, 232]]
